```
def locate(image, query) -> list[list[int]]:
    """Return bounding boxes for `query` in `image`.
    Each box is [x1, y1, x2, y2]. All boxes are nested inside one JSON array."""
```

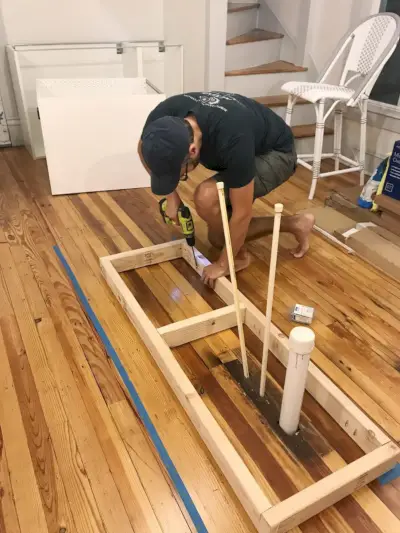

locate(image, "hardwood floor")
[[0, 147, 399, 532]]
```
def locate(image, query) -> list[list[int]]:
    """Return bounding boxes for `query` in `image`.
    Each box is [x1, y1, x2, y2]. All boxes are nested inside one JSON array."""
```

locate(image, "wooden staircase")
[[225, 60, 307, 77], [226, 29, 283, 46], [225, 2, 333, 149], [228, 3, 260, 14]]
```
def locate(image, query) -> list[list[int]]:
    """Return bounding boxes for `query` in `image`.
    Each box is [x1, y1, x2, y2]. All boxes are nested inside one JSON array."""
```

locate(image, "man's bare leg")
[[194, 179, 250, 272], [194, 178, 314, 262], [244, 212, 315, 258]]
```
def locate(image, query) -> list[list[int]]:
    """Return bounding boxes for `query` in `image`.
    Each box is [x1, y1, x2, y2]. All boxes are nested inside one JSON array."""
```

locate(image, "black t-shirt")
[[142, 91, 294, 189]]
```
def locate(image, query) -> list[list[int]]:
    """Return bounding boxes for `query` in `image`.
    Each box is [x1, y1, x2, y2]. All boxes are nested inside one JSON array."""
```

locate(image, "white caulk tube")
[[279, 327, 315, 436]]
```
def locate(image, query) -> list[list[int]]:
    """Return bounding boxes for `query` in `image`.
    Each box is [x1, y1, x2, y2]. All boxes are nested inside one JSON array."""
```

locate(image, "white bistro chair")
[[282, 13, 400, 200]]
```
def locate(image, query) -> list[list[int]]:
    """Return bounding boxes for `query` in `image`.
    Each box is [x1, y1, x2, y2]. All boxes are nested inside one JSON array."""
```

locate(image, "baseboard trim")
[[6, 117, 24, 146]]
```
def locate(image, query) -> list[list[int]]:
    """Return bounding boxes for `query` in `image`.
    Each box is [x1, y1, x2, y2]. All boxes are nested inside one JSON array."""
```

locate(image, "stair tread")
[[226, 60, 308, 77], [254, 94, 308, 107], [227, 28, 283, 45], [292, 123, 334, 139], [228, 3, 260, 14]]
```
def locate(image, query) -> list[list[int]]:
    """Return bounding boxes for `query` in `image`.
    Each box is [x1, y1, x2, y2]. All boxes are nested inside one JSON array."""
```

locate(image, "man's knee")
[[194, 179, 219, 217]]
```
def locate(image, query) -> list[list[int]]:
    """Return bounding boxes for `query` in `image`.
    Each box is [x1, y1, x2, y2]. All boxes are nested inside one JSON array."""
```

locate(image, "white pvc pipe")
[[279, 327, 315, 436]]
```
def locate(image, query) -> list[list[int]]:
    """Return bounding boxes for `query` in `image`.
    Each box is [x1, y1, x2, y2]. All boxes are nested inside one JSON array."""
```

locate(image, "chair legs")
[[309, 100, 326, 201], [285, 94, 294, 127], [333, 108, 343, 171], [359, 98, 368, 186], [286, 92, 365, 199]]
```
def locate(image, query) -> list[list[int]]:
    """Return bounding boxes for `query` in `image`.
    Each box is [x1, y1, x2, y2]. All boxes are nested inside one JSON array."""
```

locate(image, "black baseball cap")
[[141, 116, 190, 195]]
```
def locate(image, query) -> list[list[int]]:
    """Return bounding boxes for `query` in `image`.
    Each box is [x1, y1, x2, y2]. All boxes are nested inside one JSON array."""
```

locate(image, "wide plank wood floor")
[[0, 147, 399, 533]]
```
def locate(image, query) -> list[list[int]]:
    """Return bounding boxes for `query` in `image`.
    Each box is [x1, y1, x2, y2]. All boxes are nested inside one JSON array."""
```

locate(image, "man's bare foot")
[[234, 248, 251, 272], [291, 213, 315, 258]]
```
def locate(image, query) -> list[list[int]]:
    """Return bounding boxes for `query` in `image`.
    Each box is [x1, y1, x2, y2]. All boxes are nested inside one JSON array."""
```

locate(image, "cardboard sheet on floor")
[[339, 228, 400, 279], [375, 195, 400, 236], [375, 194, 400, 217], [304, 206, 355, 233]]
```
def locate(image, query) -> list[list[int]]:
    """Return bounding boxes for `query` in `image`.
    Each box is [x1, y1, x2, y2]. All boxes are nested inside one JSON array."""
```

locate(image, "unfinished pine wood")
[[227, 29, 283, 45], [158, 304, 245, 348], [226, 60, 308, 76], [1, 146, 400, 532], [263, 443, 399, 533], [107, 240, 183, 272]]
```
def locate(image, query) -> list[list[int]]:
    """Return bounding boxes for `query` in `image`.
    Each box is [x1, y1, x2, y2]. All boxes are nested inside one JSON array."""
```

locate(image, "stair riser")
[[271, 103, 316, 127], [225, 39, 282, 71], [225, 71, 308, 98], [295, 135, 334, 156], [226, 10, 258, 40]]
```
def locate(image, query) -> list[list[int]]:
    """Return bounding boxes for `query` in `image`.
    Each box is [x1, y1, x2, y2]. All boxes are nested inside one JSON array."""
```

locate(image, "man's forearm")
[[217, 213, 251, 267]]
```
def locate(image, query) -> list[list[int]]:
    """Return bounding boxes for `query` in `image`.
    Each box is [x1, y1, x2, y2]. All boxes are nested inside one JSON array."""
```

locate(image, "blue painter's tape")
[[54, 245, 208, 533], [378, 463, 400, 485]]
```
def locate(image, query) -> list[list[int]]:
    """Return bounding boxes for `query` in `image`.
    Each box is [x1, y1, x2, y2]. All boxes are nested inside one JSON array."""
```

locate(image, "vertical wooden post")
[[216, 182, 249, 378], [260, 203, 283, 397]]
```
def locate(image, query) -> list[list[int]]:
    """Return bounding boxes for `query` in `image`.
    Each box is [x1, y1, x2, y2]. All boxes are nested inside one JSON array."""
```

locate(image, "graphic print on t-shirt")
[[184, 91, 247, 113]]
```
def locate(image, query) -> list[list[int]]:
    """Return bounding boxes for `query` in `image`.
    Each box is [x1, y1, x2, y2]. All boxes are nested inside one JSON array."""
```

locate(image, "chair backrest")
[[319, 13, 400, 105]]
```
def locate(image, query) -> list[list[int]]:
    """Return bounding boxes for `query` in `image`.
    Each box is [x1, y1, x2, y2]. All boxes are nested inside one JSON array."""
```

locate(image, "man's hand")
[[201, 262, 228, 288], [165, 190, 182, 224]]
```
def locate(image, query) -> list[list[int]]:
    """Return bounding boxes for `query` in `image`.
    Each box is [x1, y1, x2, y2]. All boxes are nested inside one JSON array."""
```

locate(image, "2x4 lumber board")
[[262, 442, 400, 533], [99, 256, 273, 532], [181, 243, 390, 453], [107, 240, 183, 273], [157, 304, 246, 348]]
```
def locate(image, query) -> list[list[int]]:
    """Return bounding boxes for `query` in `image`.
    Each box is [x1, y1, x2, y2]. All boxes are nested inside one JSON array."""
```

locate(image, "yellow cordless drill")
[[159, 198, 197, 265]]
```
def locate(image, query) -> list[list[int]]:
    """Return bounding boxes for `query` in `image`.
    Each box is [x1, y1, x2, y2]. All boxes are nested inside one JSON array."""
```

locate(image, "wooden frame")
[[100, 240, 400, 533]]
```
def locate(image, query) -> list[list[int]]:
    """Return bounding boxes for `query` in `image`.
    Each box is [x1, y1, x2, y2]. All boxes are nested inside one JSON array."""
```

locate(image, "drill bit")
[[192, 246, 198, 267]]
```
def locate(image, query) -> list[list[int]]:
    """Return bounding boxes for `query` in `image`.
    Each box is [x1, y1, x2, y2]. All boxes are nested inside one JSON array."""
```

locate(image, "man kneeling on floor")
[[138, 91, 314, 287]]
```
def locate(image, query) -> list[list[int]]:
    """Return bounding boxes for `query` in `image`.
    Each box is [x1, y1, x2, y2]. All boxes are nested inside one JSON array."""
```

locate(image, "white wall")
[[0, 13, 19, 143], [258, 0, 305, 67], [1, 0, 163, 43], [0, 0, 211, 147], [0, 0, 163, 145], [258, 0, 380, 76], [164, 0, 207, 92], [305, 0, 380, 76], [206, 0, 228, 90]]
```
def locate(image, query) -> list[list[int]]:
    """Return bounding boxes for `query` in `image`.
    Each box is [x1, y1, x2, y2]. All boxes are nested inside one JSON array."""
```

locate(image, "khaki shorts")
[[215, 145, 297, 205]]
